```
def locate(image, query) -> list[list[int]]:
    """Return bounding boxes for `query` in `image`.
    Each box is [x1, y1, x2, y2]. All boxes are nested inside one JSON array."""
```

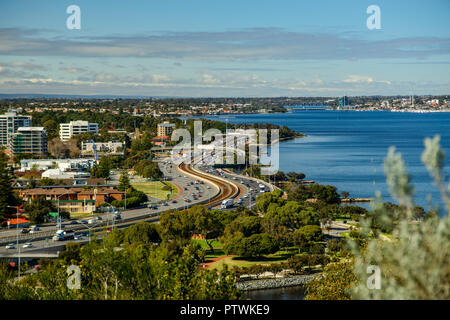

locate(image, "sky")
[[0, 0, 449, 97]]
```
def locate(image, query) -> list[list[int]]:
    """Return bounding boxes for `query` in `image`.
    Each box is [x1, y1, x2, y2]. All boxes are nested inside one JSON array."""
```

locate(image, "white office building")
[[0, 110, 32, 147], [19, 158, 96, 172], [81, 141, 125, 155], [59, 120, 99, 141]]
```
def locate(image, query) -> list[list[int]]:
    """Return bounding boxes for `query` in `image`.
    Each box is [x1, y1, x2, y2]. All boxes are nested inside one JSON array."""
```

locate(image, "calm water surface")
[[201, 110, 450, 212]]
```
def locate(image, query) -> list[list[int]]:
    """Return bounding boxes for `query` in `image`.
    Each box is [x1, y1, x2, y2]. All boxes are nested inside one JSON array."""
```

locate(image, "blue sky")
[[0, 0, 449, 96]]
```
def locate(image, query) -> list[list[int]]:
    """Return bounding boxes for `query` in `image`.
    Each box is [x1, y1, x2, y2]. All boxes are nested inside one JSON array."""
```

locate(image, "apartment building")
[[59, 120, 99, 141], [0, 111, 32, 146], [9, 127, 48, 156], [18, 187, 124, 215], [157, 121, 175, 137]]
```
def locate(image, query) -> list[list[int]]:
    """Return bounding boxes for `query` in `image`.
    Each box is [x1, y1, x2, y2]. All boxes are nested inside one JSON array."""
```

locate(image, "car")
[[172, 200, 177, 204], [74, 235, 83, 240], [163, 202, 168, 206], [206, 186, 211, 189], [70, 220, 79, 225], [251, 197, 255, 201], [21, 228, 30, 234], [5, 243, 15, 249], [22, 243, 33, 248], [244, 194, 248, 198], [240, 180, 244, 184], [197, 194, 201, 198], [96, 216, 103, 221], [80, 220, 88, 224]]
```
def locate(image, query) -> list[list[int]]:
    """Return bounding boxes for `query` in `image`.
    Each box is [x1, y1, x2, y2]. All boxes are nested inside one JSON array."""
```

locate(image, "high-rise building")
[[0, 111, 32, 147], [339, 96, 349, 107], [157, 121, 175, 137], [10, 127, 48, 156], [59, 120, 99, 141]]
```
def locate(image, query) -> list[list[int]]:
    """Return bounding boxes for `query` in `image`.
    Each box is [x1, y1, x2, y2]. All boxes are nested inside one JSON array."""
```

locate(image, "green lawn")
[[209, 248, 298, 271], [70, 212, 94, 219], [131, 180, 178, 200]]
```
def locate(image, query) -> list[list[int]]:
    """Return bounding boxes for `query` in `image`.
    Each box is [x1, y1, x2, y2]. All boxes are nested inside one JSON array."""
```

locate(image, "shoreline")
[[236, 274, 318, 291]]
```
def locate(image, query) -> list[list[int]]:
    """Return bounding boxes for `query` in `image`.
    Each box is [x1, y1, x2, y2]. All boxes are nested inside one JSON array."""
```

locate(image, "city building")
[[0, 110, 32, 147], [18, 187, 124, 215], [59, 120, 99, 141], [157, 121, 175, 137], [19, 158, 96, 172], [81, 141, 125, 156], [41, 169, 91, 180], [339, 96, 349, 107], [9, 127, 48, 156]]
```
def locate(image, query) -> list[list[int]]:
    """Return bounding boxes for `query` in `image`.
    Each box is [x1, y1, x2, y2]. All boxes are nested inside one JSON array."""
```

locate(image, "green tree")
[[305, 261, 357, 300], [24, 198, 58, 224], [122, 222, 161, 244], [118, 169, 130, 192], [293, 225, 323, 253], [223, 233, 279, 258], [0, 153, 19, 222]]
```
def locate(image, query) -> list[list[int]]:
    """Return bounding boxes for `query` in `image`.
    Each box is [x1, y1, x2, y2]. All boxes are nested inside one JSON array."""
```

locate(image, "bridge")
[[284, 104, 330, 110]]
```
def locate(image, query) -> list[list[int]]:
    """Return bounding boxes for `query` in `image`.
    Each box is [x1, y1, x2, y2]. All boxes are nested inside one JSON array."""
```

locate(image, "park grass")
[[131, 180, 177, 200], [209, 248, 298, 271]]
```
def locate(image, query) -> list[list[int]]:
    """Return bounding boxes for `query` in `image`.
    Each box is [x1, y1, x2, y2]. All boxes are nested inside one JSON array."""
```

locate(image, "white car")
[[5, 243, 15, 249], [22, 243, 33, 248]]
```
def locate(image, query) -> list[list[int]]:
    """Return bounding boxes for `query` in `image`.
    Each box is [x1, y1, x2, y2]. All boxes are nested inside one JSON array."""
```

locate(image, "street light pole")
[[8, 205, 20, 280]]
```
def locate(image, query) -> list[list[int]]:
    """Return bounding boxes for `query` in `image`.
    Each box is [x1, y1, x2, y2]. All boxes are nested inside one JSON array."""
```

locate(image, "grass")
[[209, 248, 298, 271], [131, 180, 177, 200], [70, 212, 93, 219]]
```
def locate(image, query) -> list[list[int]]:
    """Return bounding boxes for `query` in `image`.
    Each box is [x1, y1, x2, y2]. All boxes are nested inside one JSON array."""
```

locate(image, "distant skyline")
[[0, 0, 449, 97]]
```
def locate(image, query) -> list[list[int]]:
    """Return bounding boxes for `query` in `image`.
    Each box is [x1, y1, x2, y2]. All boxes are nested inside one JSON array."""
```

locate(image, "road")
[[0, 154, 277, 257]]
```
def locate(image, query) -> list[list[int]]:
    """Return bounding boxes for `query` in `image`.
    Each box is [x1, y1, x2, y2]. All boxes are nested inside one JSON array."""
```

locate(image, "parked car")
[[22, 243, 33, 248], [5, 243, 15, 249], [21, 228, 30, 234]]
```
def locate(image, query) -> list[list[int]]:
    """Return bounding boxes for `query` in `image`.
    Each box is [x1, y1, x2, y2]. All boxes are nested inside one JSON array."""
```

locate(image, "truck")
[[221, 199, 234, 209], [259, 184, 266, 192], [52, 229, 75, 241]]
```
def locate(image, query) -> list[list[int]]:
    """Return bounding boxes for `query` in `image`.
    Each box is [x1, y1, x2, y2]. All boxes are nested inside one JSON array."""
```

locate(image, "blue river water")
[[200, 110, 450, 212]]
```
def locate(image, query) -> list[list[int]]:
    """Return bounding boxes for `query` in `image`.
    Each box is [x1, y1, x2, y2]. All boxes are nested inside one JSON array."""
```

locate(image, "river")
[[198, 110, 450, 212]]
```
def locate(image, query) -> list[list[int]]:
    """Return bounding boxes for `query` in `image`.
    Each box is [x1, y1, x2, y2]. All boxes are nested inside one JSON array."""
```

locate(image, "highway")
[[0, 152, 276, 258]]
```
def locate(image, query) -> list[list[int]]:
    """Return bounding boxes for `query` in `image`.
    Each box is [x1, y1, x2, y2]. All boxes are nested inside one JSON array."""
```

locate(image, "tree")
[[0, 153, 18, 222], [293, 225, 323, 253], [305, 261, 357, 300], [118, 169, 130, 192], [223, 233, 279, 258], [38, 177, 55, 186], [341, 191, 350, 199], [24, 198, 58, 224], [192, 206, 222, 253], [122, 222, 161, 244]]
